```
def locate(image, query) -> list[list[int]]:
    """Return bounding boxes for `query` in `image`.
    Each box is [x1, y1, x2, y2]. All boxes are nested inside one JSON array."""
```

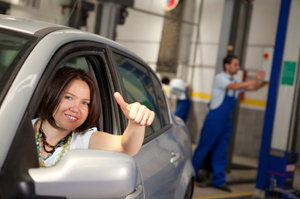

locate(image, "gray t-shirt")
[[169, 78, 187, 100], [209, 72, 241, 110]]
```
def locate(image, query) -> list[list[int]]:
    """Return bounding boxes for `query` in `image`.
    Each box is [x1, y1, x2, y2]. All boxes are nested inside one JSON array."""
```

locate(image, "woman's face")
[[53, 79, 90, 131]]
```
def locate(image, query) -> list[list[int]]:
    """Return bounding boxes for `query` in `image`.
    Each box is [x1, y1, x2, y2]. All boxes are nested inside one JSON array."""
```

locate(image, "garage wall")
[[6, 1, 60, 23], [116, 0, 165, 72], [5, 0, 97, 32], [182, 0, 281, 160], [182, 0, 225, 144], [234, 0, 280, 158], [3, 0, 300, 163]]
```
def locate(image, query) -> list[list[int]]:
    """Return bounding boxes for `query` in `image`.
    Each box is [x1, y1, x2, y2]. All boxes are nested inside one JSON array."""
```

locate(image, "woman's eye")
[[83, 101, 89, 106], [65, 96, 72, 100]]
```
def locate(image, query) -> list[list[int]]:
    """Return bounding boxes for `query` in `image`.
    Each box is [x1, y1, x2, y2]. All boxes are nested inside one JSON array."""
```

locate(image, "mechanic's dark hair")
[[38, 67, 101, 132], [223, 55, 238, 71], [161, 77, 170, 85]]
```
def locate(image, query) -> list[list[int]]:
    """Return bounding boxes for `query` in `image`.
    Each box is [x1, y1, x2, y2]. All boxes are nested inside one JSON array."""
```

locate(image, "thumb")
[[114, 92, 129, 114]]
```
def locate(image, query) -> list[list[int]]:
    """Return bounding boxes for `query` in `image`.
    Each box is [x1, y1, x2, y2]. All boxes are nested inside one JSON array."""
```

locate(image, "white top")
[[32, 118, 97, 167], [169, 78, 187, 100], [210, 72, 241, 110]]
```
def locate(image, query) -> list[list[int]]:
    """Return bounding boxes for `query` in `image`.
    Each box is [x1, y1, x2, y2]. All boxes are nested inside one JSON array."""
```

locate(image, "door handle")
[[126, 185, 143, 199], [170, 152, 180, 164]]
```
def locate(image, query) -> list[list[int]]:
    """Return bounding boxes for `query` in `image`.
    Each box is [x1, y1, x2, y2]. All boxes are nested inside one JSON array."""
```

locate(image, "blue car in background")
[[0, 14, 194, 199]]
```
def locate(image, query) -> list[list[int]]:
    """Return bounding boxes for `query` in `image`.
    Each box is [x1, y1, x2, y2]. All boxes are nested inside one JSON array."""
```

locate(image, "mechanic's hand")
[[255, 70, 265, 81], [114, 92, 155, 126]]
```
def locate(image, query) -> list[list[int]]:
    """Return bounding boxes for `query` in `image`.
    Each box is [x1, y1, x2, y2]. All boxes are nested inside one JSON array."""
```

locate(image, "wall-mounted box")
[[261, 47, 274, 82]]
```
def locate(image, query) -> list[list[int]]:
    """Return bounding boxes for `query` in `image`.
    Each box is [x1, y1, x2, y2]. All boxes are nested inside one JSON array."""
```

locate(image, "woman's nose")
[[70, 102, 79, 112]]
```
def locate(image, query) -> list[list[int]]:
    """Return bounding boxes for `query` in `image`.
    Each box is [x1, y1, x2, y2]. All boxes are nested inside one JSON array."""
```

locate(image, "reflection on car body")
[[0, 14, 195, 199]]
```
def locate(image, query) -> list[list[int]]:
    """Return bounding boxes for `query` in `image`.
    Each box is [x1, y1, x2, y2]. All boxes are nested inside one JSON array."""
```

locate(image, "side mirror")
[[29, 149, 137, 199]]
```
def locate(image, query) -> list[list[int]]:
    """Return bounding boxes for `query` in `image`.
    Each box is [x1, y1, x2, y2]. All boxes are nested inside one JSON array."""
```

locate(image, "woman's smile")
[[53, 79, 90, 131], [65, 114, 78, 122]]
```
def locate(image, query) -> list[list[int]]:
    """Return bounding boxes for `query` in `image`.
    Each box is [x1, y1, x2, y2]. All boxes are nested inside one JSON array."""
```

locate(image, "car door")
[[111, 51, 185, 199], [0, 39, 142, 199]]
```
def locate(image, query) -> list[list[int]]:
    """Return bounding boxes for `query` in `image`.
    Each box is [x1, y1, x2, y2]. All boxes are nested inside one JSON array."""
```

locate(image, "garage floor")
[[192, 149, 300, 199]]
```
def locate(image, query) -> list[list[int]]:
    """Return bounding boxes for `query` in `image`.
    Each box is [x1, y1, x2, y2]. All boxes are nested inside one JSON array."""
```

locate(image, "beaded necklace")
[[36, 121, 72, 168], [40, 129, 71, 154]]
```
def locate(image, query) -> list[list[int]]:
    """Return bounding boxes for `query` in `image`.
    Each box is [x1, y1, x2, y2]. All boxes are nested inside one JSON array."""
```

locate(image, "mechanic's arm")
[[245, 81, 267, 91], [226, 70, 265, 90]]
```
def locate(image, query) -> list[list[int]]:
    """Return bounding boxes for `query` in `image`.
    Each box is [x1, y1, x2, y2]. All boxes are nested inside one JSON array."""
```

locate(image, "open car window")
[[29, 43, 116, 169], [32, 55, 104, 132]]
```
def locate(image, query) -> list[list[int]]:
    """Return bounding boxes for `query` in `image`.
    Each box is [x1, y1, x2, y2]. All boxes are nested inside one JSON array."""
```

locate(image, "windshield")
[[0, 29, 37, 98]]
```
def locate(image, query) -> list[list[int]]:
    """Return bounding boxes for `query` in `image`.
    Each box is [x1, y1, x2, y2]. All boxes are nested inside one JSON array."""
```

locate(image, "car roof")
[[0, 14, 146, 64], [0, 14, 66, 34]]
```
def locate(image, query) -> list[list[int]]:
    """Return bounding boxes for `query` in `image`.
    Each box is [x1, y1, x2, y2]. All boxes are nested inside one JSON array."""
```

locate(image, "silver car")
[[0, 14, 195, 199]]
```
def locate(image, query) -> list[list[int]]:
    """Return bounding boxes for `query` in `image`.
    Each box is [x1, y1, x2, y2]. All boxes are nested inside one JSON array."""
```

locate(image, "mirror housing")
[[29, 150, 137, 199]]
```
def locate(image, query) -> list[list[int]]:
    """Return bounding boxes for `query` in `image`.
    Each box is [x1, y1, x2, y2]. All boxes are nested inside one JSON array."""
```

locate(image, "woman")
[[33, 67, 155, 168]]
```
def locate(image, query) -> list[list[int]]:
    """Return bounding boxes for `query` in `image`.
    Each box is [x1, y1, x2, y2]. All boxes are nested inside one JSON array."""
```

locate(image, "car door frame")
[[0, 40, 137, 198]]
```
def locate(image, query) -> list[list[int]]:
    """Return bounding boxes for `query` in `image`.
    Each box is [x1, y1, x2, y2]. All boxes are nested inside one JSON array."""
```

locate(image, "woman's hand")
[[114, 92, 155, 126]]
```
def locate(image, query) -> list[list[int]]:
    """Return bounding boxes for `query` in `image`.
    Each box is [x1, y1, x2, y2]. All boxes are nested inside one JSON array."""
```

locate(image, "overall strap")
[[226, 77, 236, 96]]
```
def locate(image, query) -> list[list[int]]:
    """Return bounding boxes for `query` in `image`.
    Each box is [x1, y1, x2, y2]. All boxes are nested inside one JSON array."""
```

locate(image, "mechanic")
[[192, 55, 267, 192], [161, 77, 191, 123]]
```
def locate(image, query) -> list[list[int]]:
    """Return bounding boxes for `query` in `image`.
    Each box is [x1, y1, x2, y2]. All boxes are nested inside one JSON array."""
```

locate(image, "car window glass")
[[150, 72, 170, 126], [0, 31, 34, 95], [113, 53, 161, 137]]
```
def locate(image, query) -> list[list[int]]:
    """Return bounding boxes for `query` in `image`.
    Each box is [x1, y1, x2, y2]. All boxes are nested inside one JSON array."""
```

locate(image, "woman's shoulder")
[[31, 118, 40, 133], [75, 127, 98, 135], [71, 127, 98, 149], [32, 118, 39, 125], [72, 127, 98, 140]]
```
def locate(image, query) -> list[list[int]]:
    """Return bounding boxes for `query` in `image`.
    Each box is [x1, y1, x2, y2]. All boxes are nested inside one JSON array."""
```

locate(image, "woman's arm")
[[89, 92, 155, 156]]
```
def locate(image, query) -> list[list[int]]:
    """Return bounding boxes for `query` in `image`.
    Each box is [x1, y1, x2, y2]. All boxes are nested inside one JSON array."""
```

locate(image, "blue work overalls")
[[174, 91, 191, 123], [192, 89, 237, 187]]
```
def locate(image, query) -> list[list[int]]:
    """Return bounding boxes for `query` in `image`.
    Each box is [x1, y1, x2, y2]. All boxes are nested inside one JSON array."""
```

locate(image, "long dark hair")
[[38, 67, 101, 132]]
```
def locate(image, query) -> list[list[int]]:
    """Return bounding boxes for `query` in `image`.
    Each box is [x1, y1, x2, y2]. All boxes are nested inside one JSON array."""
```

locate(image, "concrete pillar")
[[156, 0, 186, 74]]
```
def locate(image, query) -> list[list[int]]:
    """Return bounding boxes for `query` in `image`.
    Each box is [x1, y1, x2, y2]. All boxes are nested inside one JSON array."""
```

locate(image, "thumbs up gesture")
[[114, 92, 155, 126]]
